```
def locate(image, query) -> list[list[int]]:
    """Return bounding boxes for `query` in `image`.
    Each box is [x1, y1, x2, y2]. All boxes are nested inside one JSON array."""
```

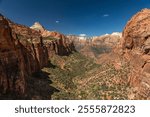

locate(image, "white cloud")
[[79, 34, 86, 37], [103, 14, 109, 17], [55, 20, 60, 23]]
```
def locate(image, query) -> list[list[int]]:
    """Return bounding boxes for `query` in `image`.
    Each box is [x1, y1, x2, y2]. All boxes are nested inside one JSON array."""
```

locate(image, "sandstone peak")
[[30, 22, 45, 32]]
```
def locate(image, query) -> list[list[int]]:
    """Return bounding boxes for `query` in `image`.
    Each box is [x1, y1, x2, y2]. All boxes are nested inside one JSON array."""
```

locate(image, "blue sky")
[[0, 0, 150, 36]]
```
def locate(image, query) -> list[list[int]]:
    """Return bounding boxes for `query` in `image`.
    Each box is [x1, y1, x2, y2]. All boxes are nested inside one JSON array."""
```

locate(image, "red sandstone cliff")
[[0, 15, 26, 96], [31, 22, 76, 56], [0, 14, 75, 98], [122, 8, 150, 99]]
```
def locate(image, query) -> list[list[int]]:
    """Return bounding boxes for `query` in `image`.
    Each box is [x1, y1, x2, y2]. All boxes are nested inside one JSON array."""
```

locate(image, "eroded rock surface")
[[0, 15, 26, 96], [122, 9, 150, 99], [0, 15, 75, 98]]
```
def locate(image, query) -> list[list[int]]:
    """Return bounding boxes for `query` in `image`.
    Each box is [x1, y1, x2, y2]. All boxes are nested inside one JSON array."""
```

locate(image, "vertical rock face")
[[9, 21, 49, 73], [44, 36, 75, 56], [122, 9, 150, 99], [0, 15, 26, 95]]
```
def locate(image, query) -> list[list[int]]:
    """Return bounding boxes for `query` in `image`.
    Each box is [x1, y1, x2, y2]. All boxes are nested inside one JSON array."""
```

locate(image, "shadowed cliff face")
[[0, 14, 76, 98], [0, 15, 26, 96]]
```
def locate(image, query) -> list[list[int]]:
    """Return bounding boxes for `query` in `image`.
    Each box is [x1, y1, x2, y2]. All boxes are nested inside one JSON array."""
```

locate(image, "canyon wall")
[[0, 15, 26, 96], [122, 8, 150, 99], [0, 14, 75, 98], [97, 9, 150, 99]]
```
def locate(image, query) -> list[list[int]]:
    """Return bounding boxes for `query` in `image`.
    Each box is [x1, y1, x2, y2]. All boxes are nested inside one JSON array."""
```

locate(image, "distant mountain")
[[92, 32, 122, 47], [67, 32, 122, 59]]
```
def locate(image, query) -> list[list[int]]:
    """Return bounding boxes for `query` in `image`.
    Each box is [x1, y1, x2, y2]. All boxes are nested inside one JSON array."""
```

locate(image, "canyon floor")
[[25, 52, 130, 100]]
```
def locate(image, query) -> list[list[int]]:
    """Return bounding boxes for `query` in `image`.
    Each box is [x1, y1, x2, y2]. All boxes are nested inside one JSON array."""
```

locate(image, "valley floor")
[[26, 52, 131, 100]]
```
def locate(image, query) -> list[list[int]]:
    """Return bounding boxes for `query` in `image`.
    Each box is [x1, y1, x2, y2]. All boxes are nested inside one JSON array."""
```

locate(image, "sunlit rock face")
[[122, 8, 150, 53], [30, 22, 45, 32], [121, 8, 150, 99], [67, 32, 122, 59], [92, 32, 122, 47]]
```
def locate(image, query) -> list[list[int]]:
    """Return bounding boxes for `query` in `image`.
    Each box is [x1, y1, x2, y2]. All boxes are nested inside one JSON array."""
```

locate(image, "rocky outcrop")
[[122, 9, 150, 52], [122, 8, 150, 99], [0, 15, 75, 98]]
